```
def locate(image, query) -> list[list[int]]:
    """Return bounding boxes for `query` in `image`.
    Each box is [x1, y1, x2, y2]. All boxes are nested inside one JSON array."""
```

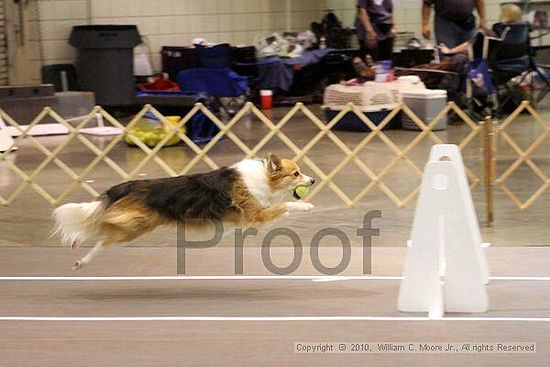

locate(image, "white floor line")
[[1, 275, 550, 281], [1, 316, 550, 322], [489, 276, 550, 281], [0, 275, 398, 281], [314, 276, 550, 282]]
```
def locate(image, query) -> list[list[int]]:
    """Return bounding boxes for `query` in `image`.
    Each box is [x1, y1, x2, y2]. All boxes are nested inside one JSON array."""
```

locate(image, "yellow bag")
[[124, 115, 186, 148]]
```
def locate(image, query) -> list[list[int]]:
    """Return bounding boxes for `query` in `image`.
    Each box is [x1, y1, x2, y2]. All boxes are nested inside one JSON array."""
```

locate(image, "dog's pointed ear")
[[267, 153, 282, 172]]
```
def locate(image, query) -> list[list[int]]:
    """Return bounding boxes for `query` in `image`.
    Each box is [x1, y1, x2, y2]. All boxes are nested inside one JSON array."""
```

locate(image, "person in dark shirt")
[[422, 0, 486, 49], [355, 0, 396, 61]]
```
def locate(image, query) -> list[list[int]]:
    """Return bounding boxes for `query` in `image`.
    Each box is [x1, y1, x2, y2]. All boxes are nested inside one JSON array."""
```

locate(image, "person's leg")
[[355, 39, 374, 77], [365, 41, 378, 61], [376, 38, 394, 61], [353, 41, 369, 78], [434, 17, 463, 48], [358, 39, 368, 61]]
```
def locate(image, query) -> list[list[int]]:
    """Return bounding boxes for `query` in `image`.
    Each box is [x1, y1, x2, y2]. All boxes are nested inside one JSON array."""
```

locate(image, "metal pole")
[[483, 116, 495, 226]]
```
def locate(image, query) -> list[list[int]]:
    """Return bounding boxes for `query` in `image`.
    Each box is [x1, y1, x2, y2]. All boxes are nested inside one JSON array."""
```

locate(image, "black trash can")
[[69, 25, 141, 106]]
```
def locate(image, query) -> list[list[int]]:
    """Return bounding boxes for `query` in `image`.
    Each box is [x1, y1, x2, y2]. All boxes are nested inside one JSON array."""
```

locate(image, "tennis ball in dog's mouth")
[[294, 185, 309, 198]]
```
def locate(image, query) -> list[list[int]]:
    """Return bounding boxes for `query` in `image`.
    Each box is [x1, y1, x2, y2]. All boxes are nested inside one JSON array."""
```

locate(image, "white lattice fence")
[[495, 101, 550, 211], [0, 102, 482, 208]]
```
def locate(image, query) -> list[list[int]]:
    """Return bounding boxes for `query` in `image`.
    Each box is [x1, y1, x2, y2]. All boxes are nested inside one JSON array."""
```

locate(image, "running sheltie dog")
[[53, 154, 315, 270]]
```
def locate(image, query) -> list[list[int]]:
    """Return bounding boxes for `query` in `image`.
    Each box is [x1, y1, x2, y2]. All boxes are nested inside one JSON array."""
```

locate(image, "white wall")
[[36, 0, 323, 72], [13, 0, 533, 84]]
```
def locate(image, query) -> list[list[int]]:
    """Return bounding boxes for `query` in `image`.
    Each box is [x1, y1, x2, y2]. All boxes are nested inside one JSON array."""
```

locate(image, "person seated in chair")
[[438, 4, 524, 55]]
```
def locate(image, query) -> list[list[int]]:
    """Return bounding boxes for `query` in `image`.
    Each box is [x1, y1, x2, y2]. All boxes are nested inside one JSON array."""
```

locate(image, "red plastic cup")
[[260, 90, 273, 109]]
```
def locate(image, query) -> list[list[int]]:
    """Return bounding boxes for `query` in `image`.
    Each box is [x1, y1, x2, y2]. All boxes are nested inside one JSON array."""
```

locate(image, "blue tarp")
[[177, 68, 248, 97], [234, 49, 333, 91]]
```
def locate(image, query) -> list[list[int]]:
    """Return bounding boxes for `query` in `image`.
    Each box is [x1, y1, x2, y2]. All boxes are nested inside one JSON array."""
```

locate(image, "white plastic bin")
[[402, 89, 447, 131]]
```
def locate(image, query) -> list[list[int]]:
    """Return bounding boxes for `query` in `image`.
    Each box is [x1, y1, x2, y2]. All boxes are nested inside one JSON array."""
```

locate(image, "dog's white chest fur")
[[232, 159, 276, 207]]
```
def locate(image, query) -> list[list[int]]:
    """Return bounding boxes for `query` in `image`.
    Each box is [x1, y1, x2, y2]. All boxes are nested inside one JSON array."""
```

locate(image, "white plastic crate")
[[323, 82, 396, 111], [323, 77, 426, 110]]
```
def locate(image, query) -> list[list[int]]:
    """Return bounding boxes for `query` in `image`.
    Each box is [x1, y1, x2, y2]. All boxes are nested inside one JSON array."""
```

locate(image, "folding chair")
[[472, 23, 550, 117], [519, 27, 550, 105]]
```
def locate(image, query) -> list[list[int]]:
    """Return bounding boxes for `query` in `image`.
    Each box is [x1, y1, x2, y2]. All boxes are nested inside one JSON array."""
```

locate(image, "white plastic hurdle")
[[398, 144, 490, 318], [428, 144, 490, 285]]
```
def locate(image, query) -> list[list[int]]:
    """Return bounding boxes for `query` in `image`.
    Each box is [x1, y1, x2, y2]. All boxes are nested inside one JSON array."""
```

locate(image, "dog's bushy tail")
[[52, 201, 104, 246]]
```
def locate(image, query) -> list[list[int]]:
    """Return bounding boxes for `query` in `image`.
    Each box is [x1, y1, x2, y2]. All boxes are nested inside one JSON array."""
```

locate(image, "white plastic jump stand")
[[78, 113, 122, 136], [428, 144, 490, 284], [398, 144, 489, 319], [0, 115, 16, 153]]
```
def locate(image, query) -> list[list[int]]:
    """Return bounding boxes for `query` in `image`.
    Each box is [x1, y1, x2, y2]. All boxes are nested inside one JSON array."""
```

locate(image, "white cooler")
[[402, 89, 447, 131]]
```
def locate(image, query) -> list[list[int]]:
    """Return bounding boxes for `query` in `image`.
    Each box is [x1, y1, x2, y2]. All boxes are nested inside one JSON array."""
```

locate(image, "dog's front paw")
[[286, 202, 314, 212]]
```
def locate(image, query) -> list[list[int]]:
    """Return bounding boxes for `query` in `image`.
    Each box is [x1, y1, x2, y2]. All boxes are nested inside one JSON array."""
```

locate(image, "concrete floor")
[[1, 247, 550, 366], [1, 103, 550, 366]]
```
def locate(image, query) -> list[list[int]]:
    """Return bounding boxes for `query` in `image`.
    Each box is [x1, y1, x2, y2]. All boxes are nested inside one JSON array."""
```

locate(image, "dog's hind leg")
[[72, 240, 104, 271]]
